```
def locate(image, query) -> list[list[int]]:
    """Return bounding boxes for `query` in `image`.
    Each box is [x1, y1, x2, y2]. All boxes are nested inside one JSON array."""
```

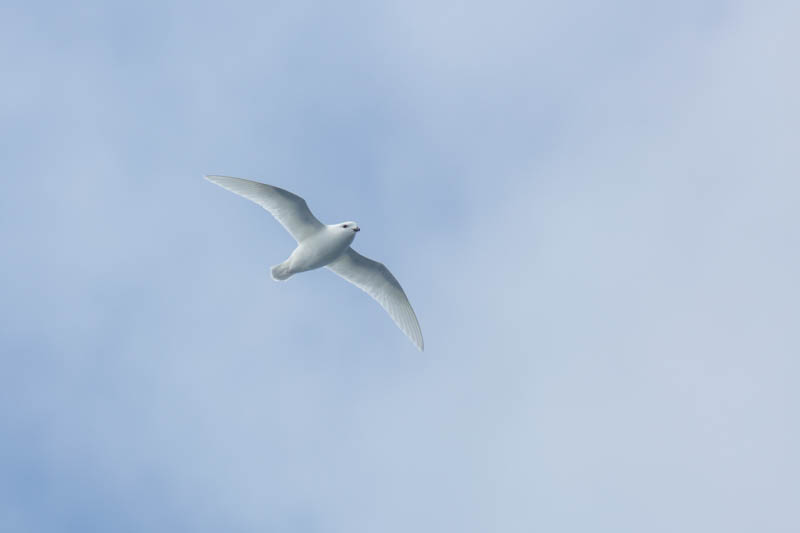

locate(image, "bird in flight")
[[205, 175, 424, 350]]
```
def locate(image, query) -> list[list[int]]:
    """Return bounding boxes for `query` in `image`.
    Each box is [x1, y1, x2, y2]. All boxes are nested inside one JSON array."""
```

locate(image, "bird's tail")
[[270, 261, 293, 281]]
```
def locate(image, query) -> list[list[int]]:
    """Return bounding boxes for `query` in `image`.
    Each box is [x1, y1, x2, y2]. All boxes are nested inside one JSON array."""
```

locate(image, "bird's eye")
[[342, 224, 348, 228]]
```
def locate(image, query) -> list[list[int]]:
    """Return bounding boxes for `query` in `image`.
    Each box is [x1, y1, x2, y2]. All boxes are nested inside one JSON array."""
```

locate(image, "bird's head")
[[337, 221, 360, 235]]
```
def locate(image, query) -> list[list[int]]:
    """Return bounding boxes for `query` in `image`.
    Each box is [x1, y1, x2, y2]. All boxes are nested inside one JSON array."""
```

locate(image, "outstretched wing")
[[327, 248, 424, 351], [205, 175, 324, 242]]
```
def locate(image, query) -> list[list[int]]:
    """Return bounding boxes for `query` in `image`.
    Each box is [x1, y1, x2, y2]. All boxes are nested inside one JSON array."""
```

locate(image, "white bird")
[[205, 175, 424, 350]]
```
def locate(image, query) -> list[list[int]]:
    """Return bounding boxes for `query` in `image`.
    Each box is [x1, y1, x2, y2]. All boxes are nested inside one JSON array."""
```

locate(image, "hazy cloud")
[[1, 1, 798, 531]]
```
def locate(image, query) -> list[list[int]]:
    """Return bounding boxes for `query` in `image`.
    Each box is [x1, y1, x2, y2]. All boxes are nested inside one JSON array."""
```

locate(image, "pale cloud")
[[1, 1, 798, 532]]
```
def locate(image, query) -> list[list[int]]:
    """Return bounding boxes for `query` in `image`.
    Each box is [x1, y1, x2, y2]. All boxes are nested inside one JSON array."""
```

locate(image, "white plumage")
[[205, 175, 424, 351]]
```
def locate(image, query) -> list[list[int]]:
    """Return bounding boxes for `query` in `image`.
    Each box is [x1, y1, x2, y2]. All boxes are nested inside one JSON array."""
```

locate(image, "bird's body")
[[272, 223, 358, 280], [205, 175, 424, 350]]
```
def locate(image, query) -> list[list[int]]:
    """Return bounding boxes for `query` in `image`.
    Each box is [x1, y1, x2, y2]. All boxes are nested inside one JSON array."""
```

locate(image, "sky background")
[[1, 1, 799, 531]]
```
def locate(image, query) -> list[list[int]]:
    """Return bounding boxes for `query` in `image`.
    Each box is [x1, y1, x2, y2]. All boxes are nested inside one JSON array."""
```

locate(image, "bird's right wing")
[[327, 248, 424, 351], [205, 175, 324, 242]]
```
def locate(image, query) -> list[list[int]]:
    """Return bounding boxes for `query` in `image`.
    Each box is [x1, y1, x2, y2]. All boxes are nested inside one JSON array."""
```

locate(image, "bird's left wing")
[[327, 248, 424, 351], [205, 175, 324, 242]]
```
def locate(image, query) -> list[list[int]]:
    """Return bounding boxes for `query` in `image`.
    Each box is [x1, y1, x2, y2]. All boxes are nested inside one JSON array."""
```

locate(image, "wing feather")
[[205, 175, 323, 242], [327, 248, 424, 351]]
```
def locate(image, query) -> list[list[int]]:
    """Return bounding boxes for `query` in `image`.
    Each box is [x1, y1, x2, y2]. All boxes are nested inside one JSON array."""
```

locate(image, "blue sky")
[[2, 1, 798, 531]]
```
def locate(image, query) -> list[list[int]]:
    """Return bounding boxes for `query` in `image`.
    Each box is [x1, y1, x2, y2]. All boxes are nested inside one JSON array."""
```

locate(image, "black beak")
[[354, 227, 360, 232]]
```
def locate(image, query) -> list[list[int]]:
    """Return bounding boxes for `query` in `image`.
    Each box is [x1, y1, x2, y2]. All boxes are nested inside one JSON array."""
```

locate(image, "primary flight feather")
[[205, 175, 424, 351]]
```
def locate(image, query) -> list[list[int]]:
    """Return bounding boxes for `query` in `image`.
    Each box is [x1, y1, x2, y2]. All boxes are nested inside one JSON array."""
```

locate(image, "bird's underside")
[[205, 175, 424, 350]]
